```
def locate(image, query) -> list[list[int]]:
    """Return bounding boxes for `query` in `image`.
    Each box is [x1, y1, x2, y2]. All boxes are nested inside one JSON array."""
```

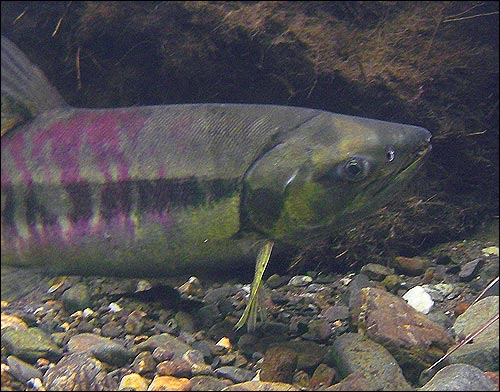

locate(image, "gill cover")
[[242, 118, 340, 241]]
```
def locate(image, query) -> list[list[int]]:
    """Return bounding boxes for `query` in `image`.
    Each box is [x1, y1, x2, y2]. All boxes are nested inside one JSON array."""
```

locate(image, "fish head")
[[242, 112, 432, 243]]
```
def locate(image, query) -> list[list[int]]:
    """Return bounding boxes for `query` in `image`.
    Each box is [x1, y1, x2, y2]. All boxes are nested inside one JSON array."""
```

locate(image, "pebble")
[[136, 333, 192, 359], [183, 349, 206, 366], [218, 353, 236, 366], [156, 358, 192, 377], [203, 285, 239, 304], [310, 363, 337, 389], [152, 346, 175, 362], [260, 345, 298, 383], [191, 340, 215, 361], [125, 309, 146, 335], [67, 333, 134, 366], [190, 375, 232, 390], [108, 302, 123, 312], [178, 276, 205, 298], [61, 283, 91, 313], [175, 311, 196, 333], [216, 336, 232, 350], [44, 352, 117, 390], [278, 341, 326, 371], [482, 246, 499, 256], [191, 362, 213, 376], [421, 283, 454, 302], [101, 320, 123, 337], [266, 274, 291, 289], [1, 313, 28, 332], [118, 373, 151, 391], [402, 285, 434, 314], [360, 263, 394, 281], [6, 355, 43, 383], [288, 275, 313, 287], [222, 381, 299, 391], [380, 274, 402, 291], [419, 363, 497, 391], [453, 300, 470, 316], [214, 366, 257, 383], [196, 304, 222, 328], [347, 274, 374, 309], [92, 341, 135, 367], [394, 256, 431, 276], [147, 375, 192, 391], [292, 370, 310, 388], [303, 318, 332, 341], [459, 258, 484, 281], [132, 351, 157, 374]]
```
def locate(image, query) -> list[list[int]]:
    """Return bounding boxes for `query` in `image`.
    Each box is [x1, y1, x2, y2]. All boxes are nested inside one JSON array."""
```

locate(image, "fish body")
[[1, 36, 431, 278]]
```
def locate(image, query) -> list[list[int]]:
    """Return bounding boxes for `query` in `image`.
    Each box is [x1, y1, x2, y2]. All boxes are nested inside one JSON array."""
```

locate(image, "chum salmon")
[[1, 36, 431, 313]]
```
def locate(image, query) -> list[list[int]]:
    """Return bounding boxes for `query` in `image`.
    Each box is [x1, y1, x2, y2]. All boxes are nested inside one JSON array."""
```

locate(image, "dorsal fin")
[[1, 36, 67, 136]]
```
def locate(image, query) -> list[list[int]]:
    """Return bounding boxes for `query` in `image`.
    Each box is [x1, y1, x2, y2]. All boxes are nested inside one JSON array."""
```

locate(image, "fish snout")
[[415, 127, 432, 156]]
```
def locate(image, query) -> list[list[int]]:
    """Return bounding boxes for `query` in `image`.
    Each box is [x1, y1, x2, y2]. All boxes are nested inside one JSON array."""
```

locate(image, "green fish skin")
[[1, 36, 431, 279]]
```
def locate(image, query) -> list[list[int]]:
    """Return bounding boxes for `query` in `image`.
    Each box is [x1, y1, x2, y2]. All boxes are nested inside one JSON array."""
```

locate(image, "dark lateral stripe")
[[66, 182, 94, 222], [2, 186, 15, 227], [25, 187, 57, 226], [124, 177, 241, 214], [2, 177, 241, 228]]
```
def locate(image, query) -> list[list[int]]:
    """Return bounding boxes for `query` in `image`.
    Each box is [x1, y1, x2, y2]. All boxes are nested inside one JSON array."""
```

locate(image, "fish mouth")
[[369, 141, 432, 203], [396, 142, 432, 179]]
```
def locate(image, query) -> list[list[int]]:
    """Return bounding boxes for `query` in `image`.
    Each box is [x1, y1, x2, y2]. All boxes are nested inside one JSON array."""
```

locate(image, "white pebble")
[[82, 308, 94, 318], [288, 275, 313, 286], [108, 302, 122, 313], [402, 285, 434, 314]]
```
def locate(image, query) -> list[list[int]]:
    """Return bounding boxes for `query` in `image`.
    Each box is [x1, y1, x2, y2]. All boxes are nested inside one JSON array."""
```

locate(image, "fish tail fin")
[[1, 36, 67, 136]]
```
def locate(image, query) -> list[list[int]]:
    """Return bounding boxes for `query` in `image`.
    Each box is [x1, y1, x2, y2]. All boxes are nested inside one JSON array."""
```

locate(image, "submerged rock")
[[448, 295, 499, 371], [3, 327, 63, 363], [394, 256, 431, 276], [260, 345, 298, 383], [118, 373, 151, 391], [43, 353, 117, 391], [61, 283, 91, 313], [419, 363, 497, 391], [222, 381, 299, 391], [355, 287, 452, 382], [325, 333, 412, 391]]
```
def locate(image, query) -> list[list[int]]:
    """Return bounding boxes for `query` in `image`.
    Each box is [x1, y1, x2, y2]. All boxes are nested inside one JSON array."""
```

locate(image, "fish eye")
[[343, 157, 369, 181], [386, 146, 395, 162]]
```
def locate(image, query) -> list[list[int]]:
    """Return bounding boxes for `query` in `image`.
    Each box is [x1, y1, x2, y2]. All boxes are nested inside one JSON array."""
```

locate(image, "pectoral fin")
[[235, 240, 274, 332]]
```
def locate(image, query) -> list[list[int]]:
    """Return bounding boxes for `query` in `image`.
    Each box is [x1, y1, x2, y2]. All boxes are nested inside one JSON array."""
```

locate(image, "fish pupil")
[[344, 158, 366, 180]]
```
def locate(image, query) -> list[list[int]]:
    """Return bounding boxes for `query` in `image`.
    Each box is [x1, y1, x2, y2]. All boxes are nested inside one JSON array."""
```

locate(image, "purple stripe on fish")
[[7, 132, 32, 184], [29, 109, 147, 184]]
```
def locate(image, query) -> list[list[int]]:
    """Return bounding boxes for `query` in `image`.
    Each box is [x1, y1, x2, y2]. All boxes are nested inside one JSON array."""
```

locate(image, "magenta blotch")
[[28, 109, 147, 184]]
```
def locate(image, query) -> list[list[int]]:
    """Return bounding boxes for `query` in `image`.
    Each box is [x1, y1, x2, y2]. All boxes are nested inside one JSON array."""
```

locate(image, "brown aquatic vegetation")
[[1, 1, 497, 267]]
